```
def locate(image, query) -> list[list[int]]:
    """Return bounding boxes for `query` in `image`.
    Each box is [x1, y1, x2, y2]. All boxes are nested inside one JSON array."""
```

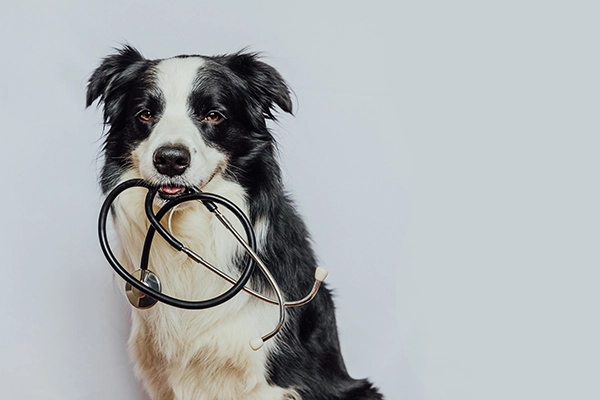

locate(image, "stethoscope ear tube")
[[98, 179, 256, 310]]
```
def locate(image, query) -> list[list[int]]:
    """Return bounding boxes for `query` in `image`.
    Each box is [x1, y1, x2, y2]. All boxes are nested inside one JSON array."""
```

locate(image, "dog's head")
[[87, 45, 292, 198]]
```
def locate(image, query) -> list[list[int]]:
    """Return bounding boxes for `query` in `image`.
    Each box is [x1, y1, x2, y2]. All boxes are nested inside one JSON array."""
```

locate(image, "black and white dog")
[[87, 46, 382, 400]]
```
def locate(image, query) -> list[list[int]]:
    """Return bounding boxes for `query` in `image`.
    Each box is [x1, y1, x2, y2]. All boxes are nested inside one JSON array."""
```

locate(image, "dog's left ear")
[[225, 52, 293, 119]]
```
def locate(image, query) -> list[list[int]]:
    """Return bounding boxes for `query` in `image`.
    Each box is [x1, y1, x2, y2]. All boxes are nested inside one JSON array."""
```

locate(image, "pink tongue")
[[161, 186, 183, 195]]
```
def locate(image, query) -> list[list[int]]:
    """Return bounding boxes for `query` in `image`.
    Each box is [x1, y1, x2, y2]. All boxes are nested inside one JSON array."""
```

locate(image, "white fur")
[[111, 57, 299, 400]]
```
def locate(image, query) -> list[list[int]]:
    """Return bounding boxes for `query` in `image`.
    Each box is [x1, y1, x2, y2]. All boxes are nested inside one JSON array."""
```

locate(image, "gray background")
[[0, 1, 598, 399]]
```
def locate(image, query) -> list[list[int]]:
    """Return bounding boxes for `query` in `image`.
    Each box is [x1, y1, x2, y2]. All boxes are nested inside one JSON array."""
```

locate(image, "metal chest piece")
[[125, 269, 161, 309]]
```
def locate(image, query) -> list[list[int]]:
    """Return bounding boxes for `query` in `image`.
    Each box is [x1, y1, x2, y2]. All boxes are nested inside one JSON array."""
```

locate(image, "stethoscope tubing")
[[98, 179, 256, 310], [99, 178, 328, 349]]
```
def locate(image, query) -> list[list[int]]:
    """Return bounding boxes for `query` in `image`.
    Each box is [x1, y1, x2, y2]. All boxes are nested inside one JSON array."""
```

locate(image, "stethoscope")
[[98, 179, 328, 350]]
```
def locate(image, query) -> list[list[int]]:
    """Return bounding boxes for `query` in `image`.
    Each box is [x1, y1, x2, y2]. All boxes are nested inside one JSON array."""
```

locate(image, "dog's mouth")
[[152, 165, 223, 201], [157, 185, 191, 200]]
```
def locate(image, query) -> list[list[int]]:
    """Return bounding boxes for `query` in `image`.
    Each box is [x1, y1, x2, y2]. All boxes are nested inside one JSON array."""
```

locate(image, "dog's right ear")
[[86, 45, 147, 121]]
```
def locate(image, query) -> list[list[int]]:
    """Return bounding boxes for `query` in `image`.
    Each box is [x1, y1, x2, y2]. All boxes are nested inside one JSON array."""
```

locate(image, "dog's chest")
[[127, 218, 283, 399], [112, 179, 280, 380]]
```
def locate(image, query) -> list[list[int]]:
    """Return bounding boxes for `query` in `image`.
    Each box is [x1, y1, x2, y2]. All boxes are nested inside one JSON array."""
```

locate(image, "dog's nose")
[[153, 145, 191, 176]]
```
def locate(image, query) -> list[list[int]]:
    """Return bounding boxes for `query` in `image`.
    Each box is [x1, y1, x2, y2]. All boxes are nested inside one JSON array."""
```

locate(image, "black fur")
[[87, 46, 383, 400]]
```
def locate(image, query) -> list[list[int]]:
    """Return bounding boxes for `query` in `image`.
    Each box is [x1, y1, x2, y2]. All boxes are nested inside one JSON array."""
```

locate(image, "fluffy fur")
[[87, 45, 383, 400]]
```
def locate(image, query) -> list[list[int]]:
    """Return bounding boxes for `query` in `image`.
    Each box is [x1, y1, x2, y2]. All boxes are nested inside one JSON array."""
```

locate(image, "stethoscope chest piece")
[[125, 269, 161, 309]]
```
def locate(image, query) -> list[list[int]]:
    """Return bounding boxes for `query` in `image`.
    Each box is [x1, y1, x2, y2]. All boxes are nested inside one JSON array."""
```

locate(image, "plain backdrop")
[[0, 1, 598, 399]]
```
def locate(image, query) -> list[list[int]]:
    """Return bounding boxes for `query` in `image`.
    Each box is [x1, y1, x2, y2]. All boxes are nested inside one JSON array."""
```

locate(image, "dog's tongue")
[[161, 186, 184, 195]]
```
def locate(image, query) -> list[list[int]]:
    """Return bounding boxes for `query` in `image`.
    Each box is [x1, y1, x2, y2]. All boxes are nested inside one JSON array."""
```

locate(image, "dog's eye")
[[137, 109, 153, 122], [204, 111, 224, 123]]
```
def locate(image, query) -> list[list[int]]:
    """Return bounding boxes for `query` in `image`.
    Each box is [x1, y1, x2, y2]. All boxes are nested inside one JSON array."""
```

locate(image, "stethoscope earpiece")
[[125, 269, 161, 309]]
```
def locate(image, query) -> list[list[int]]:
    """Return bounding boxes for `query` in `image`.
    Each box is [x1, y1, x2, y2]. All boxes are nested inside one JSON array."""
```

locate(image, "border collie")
[[87, 45, 383, 400]]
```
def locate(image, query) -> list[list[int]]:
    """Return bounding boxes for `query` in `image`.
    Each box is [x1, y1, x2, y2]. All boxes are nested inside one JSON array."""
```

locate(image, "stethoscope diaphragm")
[[125, 269, 161, 309]]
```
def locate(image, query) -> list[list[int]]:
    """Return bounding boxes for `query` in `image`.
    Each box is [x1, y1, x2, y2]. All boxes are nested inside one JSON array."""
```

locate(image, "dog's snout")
[[153, 145, 191, 177]]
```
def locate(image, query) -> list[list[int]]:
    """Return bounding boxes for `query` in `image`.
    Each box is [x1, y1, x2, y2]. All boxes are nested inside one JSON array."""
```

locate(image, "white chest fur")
[[111, 173, 298, 400]]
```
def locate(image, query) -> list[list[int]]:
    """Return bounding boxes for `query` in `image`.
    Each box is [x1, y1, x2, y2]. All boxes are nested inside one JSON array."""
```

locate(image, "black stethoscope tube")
[[98, 179, 256, 310]]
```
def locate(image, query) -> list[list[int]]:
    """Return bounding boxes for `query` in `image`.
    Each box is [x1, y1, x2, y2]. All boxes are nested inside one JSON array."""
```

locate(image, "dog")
[[87, 45, 383, 400]]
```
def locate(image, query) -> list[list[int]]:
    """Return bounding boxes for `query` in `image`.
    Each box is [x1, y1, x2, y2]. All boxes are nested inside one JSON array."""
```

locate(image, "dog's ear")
[[225, 52, 293, 119], [86, 45, 147, 123]]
